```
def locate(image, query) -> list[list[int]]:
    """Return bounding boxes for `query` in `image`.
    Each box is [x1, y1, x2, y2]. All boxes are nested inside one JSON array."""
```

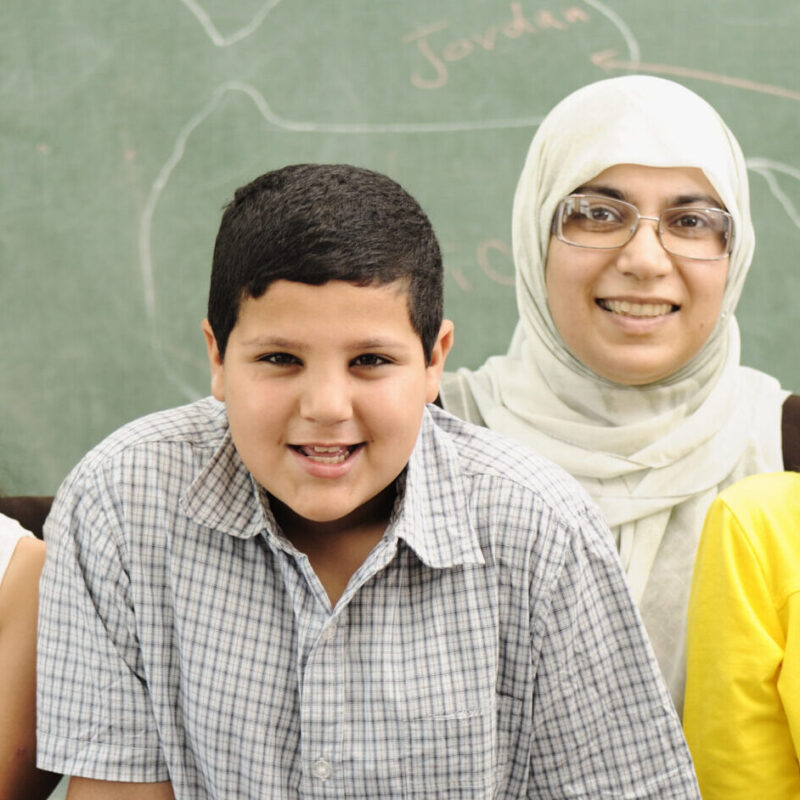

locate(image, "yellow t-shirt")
[[684, 471, 800, 799]]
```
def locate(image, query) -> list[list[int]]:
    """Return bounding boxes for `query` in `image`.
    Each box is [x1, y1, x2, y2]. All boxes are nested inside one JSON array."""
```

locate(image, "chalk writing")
[[404, 3, 590, 90], [477, 239, 515, 286], [449, 266, 472, 292]]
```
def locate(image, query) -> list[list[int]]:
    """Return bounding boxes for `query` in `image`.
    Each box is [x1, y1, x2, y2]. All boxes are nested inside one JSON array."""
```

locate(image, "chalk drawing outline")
[[582, 0, 640, 63], [141, 0, 642, 397], [179, 0, 640, 56], [179, 0, 283, 47], [747, 158, 800, 230], [139, 81, 564, 398], [593, 51, 800, 103]]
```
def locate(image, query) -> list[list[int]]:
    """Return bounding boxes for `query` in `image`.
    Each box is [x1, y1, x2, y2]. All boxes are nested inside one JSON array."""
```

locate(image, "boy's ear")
[[425, 319, 454, 403], [201, 319, 226, 402]]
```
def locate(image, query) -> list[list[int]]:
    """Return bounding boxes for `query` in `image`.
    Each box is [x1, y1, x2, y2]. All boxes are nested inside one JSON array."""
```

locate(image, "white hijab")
[[452, 76, 788, 708]]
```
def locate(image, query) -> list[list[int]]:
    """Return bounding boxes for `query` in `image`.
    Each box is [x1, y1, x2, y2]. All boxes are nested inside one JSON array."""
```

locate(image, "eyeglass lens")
[[557, 195, 731, 259]]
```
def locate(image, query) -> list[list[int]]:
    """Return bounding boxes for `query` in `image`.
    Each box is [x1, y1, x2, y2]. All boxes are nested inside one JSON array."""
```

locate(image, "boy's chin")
[[268, 483, 398, 533]]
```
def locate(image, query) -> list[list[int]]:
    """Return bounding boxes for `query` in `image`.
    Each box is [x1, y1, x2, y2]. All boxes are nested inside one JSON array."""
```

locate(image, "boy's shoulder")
[[425, 404, 597, 528], [74, 396, 228, 477]]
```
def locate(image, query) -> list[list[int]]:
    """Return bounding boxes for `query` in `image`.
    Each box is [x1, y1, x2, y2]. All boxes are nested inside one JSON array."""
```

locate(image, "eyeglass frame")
[[551, 193, 734, 261]]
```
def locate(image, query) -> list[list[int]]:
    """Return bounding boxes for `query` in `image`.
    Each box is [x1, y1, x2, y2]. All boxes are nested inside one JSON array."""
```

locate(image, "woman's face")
[[544, 164, 730, 385]]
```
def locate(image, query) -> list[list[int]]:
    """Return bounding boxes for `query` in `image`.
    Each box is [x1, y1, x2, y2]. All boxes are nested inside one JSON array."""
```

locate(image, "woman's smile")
[[595, 298, 678, 318]]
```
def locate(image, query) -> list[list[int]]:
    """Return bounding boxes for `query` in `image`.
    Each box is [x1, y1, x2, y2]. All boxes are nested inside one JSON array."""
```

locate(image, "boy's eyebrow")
[[238, 335, 300, 349], [351, 337, 412, 350], [238, 335, 412, 350]]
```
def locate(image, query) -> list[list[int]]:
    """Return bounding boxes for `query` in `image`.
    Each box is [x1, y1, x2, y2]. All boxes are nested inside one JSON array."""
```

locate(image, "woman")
[[684, 472, 800, 798], [0, 511, 60, 799], [439, 75, 798, 712]]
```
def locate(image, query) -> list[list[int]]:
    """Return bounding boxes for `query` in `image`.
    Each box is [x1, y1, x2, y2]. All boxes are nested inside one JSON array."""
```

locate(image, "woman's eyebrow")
[[572, 184, 625, 200], [673, 192, 725, 208], [573, 185, 726, 209]]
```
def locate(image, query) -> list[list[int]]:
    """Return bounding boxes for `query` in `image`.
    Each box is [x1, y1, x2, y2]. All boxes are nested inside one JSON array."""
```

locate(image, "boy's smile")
[[289, 442, 363, 476], [203, 279, 452, 538]]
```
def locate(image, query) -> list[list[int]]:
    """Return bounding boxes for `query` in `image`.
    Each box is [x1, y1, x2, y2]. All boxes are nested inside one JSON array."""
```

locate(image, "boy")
[[37, 164, 699, 798]]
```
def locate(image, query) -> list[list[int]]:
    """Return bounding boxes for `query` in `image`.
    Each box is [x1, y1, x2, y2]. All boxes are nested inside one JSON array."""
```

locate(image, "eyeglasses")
[[552, 194, 733, 260]]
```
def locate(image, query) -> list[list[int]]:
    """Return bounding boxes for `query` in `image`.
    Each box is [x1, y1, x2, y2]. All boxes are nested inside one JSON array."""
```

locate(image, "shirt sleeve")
[[36, 465, 169, 782], [0, 514, 32, 583], [683, 494, 800, 799], [529, 506, 700, 799]]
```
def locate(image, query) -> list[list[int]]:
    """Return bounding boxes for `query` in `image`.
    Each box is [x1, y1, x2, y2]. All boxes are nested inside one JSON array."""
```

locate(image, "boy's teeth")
[[300, 445, 351, 463], [600, 299, 673, 317]]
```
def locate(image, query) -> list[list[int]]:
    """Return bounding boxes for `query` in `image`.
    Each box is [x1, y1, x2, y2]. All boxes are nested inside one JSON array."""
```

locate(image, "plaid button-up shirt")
[[37, 398, 699, 797]]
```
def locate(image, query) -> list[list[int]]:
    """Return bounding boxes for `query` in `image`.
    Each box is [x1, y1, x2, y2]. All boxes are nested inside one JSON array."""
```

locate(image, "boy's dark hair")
[[208, 163, 443, 362]]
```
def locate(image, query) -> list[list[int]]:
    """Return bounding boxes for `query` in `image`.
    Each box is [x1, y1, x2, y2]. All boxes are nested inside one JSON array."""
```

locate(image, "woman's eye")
[[671, 212, 707, 229], [571, 197, 626, 226], [260, 352, 300, 366], [351, 354, 390, 368], [590, 207, 617, 222], [679, 206, 730, 228]]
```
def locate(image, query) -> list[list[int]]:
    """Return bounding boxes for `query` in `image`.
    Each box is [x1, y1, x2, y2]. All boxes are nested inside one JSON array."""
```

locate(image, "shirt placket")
[[299, 606, 348, 797], [273, 517, 401, 796]]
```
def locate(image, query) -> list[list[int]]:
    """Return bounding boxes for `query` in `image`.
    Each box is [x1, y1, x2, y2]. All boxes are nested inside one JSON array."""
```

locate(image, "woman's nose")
[[615, 217, 674, 279]]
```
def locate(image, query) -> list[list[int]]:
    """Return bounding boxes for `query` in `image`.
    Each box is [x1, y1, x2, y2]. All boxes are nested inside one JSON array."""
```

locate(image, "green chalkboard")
[[2, 0, 799, 493]]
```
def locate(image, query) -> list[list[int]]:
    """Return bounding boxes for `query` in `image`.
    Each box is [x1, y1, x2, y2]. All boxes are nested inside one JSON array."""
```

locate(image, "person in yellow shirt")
[[684, 471, 800, 798]]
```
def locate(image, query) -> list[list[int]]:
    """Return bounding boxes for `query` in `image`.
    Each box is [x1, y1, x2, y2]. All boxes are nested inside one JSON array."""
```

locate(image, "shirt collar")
[[181, 406, 485, 570], [390, 408, 484, 569], [181, 429, 267, 539]]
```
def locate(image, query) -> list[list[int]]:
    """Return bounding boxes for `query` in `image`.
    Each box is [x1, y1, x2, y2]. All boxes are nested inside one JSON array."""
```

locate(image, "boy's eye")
[[259, 352, 301, 366], [351, 353, 390, 368]]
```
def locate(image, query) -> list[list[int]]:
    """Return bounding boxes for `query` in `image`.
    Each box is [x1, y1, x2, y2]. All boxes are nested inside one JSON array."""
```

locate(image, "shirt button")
[[320, 621, 338, 642], [312, 757, 332, 781]]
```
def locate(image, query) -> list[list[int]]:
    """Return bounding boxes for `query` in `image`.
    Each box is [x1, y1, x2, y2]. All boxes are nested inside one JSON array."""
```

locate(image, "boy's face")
[[203, 279, 453, 529]]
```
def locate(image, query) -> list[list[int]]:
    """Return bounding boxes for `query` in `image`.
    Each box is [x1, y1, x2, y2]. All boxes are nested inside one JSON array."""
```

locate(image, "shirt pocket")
[[403, 703, 505, 800], [401, 696, 513, 797]]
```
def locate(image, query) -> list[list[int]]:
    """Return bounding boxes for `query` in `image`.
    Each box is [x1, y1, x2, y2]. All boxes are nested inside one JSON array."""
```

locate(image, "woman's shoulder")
[[782, 394, 800, 471], [438, 371, 486, 426]]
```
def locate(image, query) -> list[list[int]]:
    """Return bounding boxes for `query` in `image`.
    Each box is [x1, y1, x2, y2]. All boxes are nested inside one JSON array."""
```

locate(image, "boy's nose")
[[299, 373, 353, 424], [615, 218, 673, 279]]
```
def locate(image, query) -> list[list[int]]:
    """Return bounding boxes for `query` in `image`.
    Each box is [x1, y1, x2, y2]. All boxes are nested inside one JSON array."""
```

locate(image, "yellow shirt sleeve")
[[684, 472, 800, 800]]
